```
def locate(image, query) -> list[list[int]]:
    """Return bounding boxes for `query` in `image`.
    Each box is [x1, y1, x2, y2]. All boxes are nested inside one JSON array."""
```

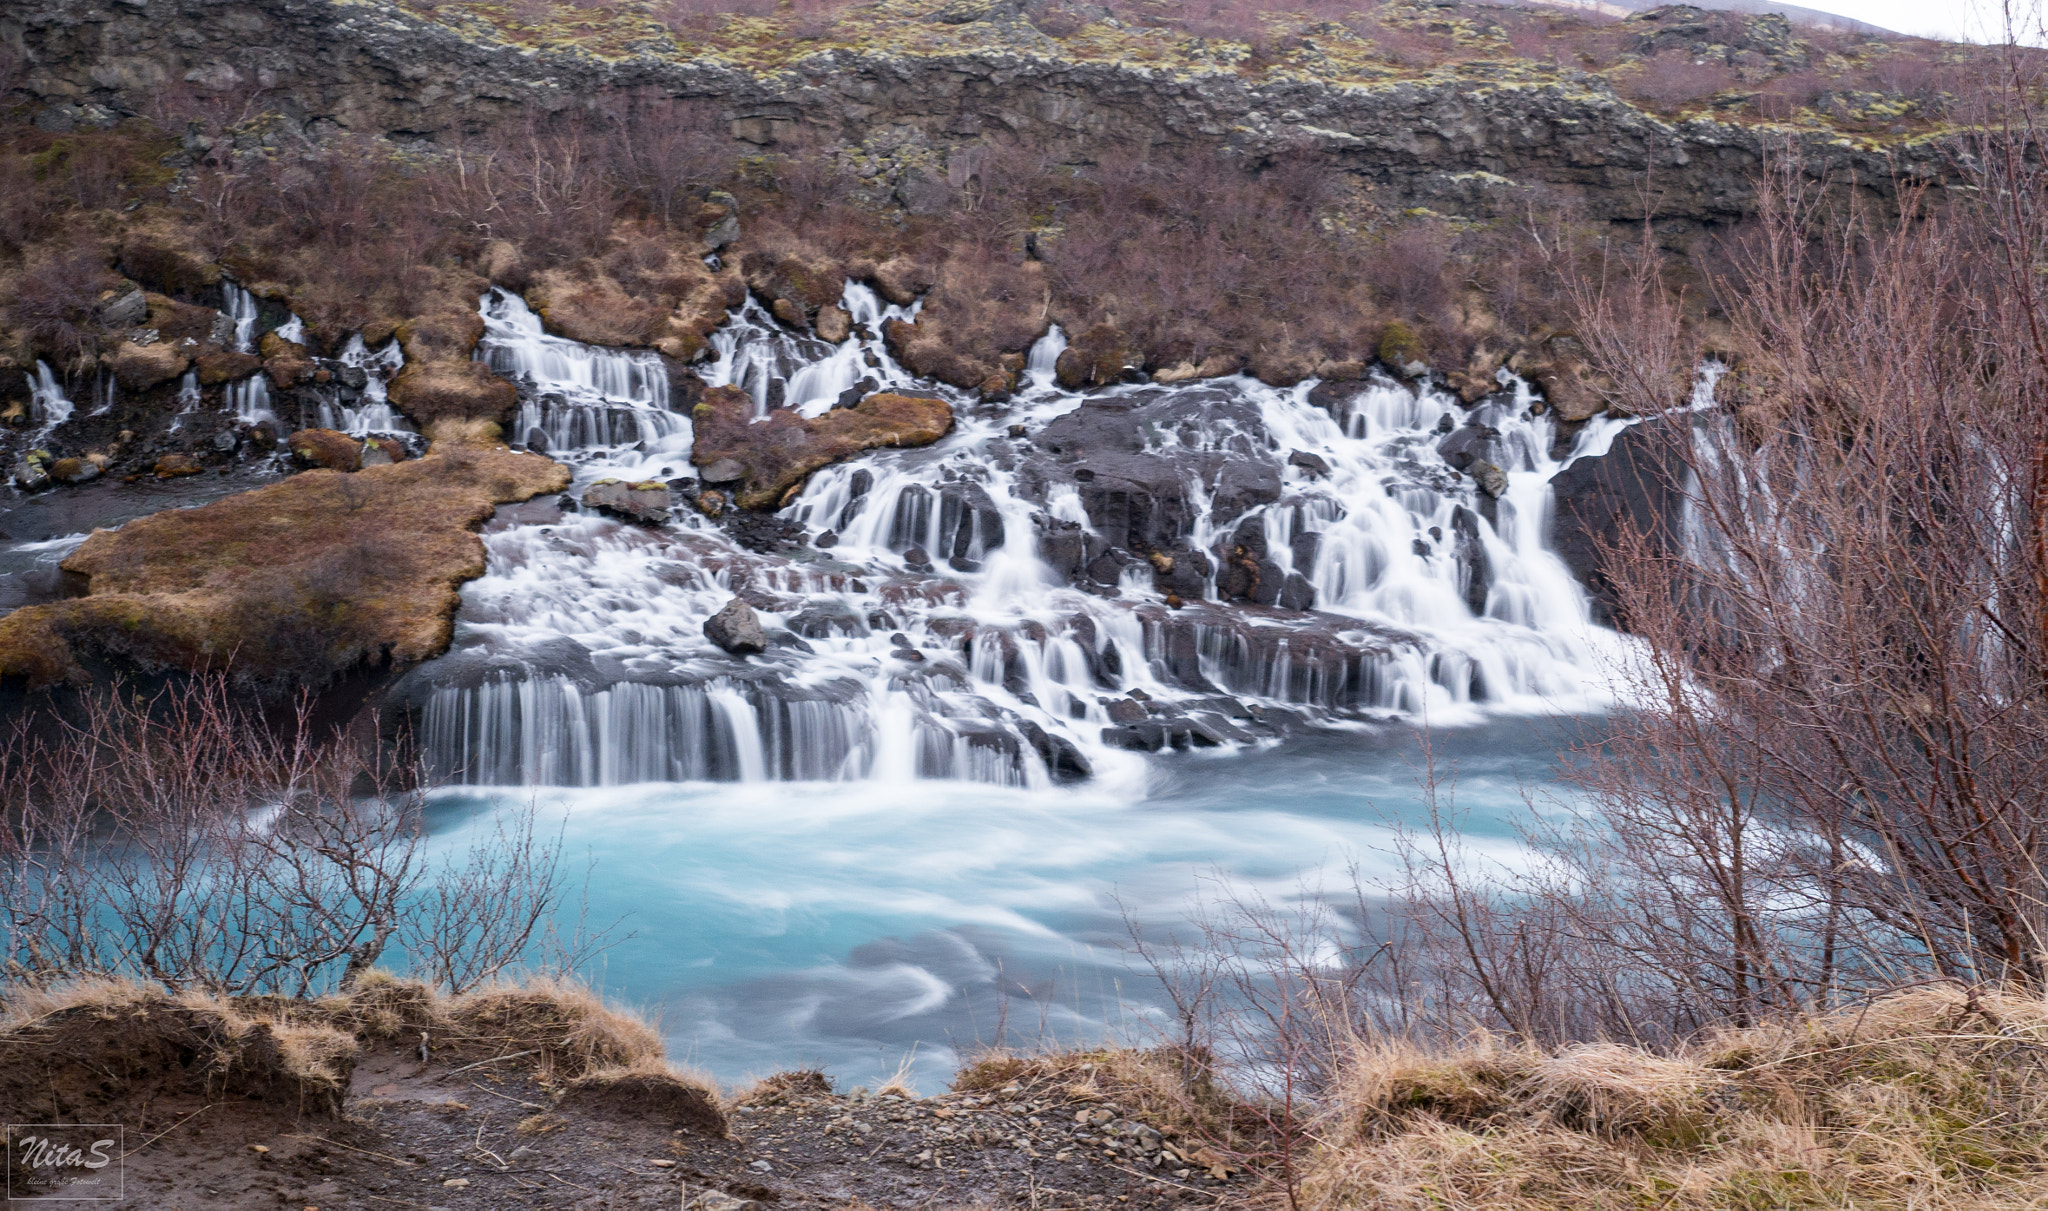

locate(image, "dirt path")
[[93, 1048, 1251, 1210]]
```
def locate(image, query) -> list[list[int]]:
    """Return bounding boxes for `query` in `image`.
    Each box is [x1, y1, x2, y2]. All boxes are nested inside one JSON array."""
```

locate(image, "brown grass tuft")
[[1303, 986, 2048, 1211], [561, 1056, 728, 1134]]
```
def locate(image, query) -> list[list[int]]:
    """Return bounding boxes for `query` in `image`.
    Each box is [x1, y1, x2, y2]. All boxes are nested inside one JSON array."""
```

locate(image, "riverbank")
[[6, 976, 2046, 1209]]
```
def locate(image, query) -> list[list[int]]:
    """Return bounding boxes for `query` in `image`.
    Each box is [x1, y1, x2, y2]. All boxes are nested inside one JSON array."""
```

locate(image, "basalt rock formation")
[[11, 0, 1950, 233]]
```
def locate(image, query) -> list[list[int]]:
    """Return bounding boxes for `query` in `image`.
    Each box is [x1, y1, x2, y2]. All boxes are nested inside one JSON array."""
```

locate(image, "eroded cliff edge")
[[9, 0, 1949, 230]]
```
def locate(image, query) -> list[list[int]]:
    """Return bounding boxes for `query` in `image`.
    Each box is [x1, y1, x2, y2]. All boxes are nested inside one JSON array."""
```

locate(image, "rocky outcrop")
[[1021, 386, 1282, 592], [690, 387, 954, 510], [1550, 417, 1690, 625], [9, 0, 1950, 233]]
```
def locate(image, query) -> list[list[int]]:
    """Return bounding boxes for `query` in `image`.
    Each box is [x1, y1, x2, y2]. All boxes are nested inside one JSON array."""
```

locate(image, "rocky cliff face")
[[8, 0, 1944, 229]]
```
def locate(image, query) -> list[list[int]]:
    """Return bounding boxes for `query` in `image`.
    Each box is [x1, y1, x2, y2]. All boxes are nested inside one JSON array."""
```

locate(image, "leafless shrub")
[[2, 247, 114, 367], [1620, 49, 1738, 108], [0, 680, 610, 997]]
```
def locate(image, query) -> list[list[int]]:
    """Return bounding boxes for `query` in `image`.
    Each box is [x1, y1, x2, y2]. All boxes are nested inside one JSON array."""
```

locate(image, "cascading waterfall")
[[24, 361, 72, 438], [221, 281, 276, 425], [478, 289, 685, 457], [223, 281, 260, 354], [314, 334, 409, 435], [403, 282, 1634, 789]]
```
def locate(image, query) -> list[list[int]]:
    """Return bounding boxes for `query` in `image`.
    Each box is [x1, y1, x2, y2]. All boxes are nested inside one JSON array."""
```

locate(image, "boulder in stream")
[[583, 479, 672, 525], [704, 597, 768, 656]]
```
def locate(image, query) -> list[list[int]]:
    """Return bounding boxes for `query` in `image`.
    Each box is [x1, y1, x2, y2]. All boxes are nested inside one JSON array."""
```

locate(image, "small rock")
[[442, 1177, 469, 1188], [771, 297, 806, 329], [99, 286, 148, 328], [48, 456, 98, 485], [584, 478, 673, 525], [748, 1158, 774, 1172], [1104, 697, 1147, 724], [704, 597, 768, 656], [815, 530, 838, 548], [815, 304, 852, 344], [700, 458, 745, 485], [153, 453, 203, 478], [1287, 449, 1332, 477], [650, 1159, 676, 1168], [248, 1144, 269, 1154], [687, 1192, 761, 1211], [1470, 460, 1509, 498]]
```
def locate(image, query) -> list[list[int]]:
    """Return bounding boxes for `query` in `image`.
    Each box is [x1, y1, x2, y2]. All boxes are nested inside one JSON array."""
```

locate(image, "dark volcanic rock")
[[1024, 386, 1282, 575], [704, 597, 768, 656], [10, 0, 1947, 234], [1550, 418, 1689, 626]]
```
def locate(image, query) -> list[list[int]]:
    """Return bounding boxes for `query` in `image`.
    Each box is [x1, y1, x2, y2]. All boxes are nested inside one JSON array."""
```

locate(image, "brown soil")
[[0, 981, 1250, 1211], [72, 1046, 1246, 1211]]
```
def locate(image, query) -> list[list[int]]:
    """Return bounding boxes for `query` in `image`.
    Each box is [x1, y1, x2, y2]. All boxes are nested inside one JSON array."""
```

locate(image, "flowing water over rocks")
[[394, 286, 1631, 789]]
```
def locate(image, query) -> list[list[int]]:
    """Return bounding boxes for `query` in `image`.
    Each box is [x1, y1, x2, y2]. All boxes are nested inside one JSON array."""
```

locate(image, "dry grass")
[[0, 972, 725, 1131], [0, 437, 568, 690], [737, 1068, 835, 1106], [1303, 985, 2048, 1211], [0, 978, 362, 1121]]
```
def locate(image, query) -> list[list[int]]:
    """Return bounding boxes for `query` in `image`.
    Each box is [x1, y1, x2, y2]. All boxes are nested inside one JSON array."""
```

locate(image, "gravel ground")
[[97, 1047, 1251, 1210]]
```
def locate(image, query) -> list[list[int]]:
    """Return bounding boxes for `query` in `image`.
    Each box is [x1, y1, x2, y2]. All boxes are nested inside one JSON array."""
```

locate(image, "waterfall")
[[476, 289, 684, 459], [227, 374, 275, 426], [223, 281, 260, 354], [400, 284, 1636, 789], [316, 335, 409, 435], [25, 361, 72, 438]]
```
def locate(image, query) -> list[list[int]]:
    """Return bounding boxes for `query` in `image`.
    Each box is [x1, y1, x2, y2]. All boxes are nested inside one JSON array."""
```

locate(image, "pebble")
[[748, 1159, 773, 1172]]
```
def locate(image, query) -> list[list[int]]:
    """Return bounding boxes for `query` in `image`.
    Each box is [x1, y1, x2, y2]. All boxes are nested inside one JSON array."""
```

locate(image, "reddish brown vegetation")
[[689, 385, 954, 509]]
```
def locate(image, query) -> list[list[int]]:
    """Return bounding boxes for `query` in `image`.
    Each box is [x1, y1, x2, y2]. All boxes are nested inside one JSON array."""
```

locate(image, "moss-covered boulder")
[[287, 428, 364, 472], [389, 360, 518, 428], [690, 387, 953, 510], [1054, 323, 1144, 391]]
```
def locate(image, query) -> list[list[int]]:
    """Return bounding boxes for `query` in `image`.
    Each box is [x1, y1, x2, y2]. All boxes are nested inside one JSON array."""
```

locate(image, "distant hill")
[[1520, 0, 1898, 35]]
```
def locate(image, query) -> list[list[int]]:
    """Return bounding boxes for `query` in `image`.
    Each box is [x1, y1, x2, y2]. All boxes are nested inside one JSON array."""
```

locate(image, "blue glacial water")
[[422, 716, 1585, 1092]]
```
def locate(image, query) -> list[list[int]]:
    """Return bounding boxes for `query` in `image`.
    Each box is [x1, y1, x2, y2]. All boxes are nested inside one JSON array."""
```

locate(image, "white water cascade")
[[315, 334, 409, 435], [219, 281, 277, 425], [404, 283, 1633, 788], [223, 281, 260, 354], [24, 361, 72, 438], [478, 289, 685, 457]]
